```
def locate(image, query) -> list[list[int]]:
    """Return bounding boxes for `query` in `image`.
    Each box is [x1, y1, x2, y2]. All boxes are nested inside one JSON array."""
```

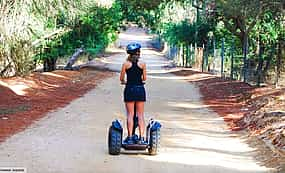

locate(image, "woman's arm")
[[120, 63, 126, 84], [142, 63, 147, 81]]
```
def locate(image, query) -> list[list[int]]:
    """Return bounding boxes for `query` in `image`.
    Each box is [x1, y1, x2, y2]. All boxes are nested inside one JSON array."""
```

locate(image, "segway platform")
[[108, 118, 161, 155], [122, 143, 148, 150]]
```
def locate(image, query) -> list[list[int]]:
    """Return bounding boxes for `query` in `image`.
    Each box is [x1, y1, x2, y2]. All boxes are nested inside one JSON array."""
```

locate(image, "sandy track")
[[0, 27, 278, 173]]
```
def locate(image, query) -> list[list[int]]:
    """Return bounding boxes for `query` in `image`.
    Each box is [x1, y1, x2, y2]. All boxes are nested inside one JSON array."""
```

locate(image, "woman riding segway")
[[108, 42, 161, 155], [120, 42, 147, 145]]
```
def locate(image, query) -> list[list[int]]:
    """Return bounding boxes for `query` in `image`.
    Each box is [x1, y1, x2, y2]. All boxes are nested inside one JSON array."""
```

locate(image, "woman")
[[120, 42, 147, 145]]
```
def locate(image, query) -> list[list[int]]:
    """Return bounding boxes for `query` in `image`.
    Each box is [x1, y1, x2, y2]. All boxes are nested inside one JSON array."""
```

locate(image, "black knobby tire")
[[108, 126, 122, 155], [148, 129, 160, 155]]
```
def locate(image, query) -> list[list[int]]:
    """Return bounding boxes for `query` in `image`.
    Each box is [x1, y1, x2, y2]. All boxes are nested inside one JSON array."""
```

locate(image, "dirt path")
[[0, 27, 279, 173]]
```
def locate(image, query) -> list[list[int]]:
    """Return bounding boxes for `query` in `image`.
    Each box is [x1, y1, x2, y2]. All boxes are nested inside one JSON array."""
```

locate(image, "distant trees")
[[123, 0, 284, 85], [1, 0, 284, 85], [215, 0, 284, 83]]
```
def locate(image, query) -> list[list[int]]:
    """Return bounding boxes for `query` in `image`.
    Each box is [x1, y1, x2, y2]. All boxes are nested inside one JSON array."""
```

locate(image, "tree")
[[0, 0, 123, 75], [215, 0, 284, 82]]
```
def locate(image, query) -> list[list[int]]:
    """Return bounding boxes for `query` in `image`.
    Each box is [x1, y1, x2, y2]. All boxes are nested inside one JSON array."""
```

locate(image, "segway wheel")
[[108, 126, 122, 155], [148, 129, 160, 155]]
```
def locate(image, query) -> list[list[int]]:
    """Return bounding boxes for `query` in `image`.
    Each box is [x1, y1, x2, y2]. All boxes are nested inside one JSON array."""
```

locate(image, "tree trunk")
[[262, 46, 274, 79], [242, 32, 248, 82], [201, 44, 205, 72], [43, 58, 57, 72], [221, 38, 225, 77], [64, 47, 84, 70], [230, 39, 235, 80], [182, 44, 185, 67], [256, 43, 264, 86], [275, 40, 282, 87], [186, 45, 190, 67]]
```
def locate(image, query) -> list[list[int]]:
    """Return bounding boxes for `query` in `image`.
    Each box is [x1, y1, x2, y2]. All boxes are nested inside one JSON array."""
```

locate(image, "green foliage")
[[156, 1, 212, 47], [34, 1, 123, 66], [215, 0, 284, 49], [121, 0, 284, 83], [162, 21, 195, 45], [118, 0, 164, 15], [0, 0, 123, 75], [117, 0, 165, 29], [252, 11, 281, 45], [1, 0, 284, 77]]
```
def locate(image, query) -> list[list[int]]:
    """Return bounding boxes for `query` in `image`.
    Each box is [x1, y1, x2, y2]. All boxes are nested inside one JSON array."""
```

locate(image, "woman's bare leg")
[[125, 101, 135, 137], [136, 101, 145, 138]]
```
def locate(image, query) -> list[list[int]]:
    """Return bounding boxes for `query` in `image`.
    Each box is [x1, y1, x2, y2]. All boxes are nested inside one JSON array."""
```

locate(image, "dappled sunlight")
[[185, 76, 217, 82], [101, 58, 123, 65], [171, 69, 219, 80], [148, 75, 192, 80], [119, 33, 153, 42], [145, 63, 172, 67], [42, 72, 68, 79], [183, 73, 217, 81], [105, 47, 125, 53], [163, 132, 254, 154], [147, 68, 182, 74], [95, 0, 114, 8], [142, 49, 164, 56], [139, 103, 274, 172], [148, 71, 216, 81], [40, 81, 59, 88], [168, 101, 210, 109], [95, 49, 174, 73], [142, 146, 271, 172], [0, 80, 32, 96], [158, 116, 229, 137], [0, 73, 67, 96], [140, 120, 273, 172]]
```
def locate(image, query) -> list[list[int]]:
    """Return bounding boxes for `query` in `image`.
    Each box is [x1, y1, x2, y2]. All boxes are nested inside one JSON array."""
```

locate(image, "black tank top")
[[126, 61, 143, 85]]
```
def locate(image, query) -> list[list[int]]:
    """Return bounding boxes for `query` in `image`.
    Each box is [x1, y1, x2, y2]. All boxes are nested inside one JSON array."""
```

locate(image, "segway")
[[108, 105, 161, 155]]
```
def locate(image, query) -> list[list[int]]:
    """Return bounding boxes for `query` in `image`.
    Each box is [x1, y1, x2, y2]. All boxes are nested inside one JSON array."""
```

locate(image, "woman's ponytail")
[[127, 54, 140, 63]]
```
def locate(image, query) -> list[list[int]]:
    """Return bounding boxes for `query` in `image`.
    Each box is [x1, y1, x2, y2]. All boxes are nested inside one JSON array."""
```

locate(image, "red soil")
[[172, 69, 283, 131], [0, 68, 114, 143]]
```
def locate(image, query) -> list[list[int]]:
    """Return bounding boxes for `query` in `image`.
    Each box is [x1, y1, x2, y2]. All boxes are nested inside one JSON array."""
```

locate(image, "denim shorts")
[[124, 85, 146, 102]]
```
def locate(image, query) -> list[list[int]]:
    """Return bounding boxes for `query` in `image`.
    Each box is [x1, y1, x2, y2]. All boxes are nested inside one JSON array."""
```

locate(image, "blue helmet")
[[126, 43, 141, 55]]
